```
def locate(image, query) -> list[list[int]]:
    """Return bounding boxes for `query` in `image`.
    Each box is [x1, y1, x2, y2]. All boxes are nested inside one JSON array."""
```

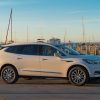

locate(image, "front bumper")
[[86, 63, 100, 78]]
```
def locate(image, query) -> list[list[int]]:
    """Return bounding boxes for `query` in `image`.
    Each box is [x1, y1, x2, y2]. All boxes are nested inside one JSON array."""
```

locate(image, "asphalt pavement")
[[0, 78, 100, 100]]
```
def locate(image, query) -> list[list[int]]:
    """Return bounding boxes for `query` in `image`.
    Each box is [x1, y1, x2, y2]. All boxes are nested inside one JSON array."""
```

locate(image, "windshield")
[[55, 45, 80, 55]]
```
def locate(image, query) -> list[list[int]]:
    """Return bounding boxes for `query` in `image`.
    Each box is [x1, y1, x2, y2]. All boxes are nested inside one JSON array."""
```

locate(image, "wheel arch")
[[0, 64, 18, 76], [67, 64, 89, 78]]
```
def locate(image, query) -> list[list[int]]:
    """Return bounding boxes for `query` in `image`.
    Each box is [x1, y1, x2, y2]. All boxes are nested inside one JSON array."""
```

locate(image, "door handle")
[[17, 57, 23, 60], [42, 58, 48, 61]]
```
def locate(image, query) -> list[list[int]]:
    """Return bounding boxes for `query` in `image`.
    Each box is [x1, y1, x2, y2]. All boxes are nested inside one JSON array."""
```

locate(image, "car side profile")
[[0, 42, 100, 86]]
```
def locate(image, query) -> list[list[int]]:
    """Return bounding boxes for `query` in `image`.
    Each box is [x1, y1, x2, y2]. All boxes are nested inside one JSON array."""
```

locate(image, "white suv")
[[0, 43, 100, 86]]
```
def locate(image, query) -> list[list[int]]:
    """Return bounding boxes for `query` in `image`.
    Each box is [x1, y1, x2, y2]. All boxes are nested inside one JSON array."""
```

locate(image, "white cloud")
[[85, 19, 100, 23], [0, 0, 20, 6], [66, 10, 87, 15], [0, 0, 44, 6], [69, 18, 100, 23], [0, 0, 15, 6]]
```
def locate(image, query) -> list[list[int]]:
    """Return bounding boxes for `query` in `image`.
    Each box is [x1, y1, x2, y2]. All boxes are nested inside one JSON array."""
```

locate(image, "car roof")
[[1, 42, 54, 47], [1, 42, 67, 56]]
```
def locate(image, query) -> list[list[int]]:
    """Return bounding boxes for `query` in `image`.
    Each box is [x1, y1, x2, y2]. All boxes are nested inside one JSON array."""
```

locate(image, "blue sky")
[[0, 0, 100, 42]]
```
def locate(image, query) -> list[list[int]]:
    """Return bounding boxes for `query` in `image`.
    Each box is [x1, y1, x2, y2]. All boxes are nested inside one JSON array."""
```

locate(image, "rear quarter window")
[[0, 46, 5, 50], [5, 45, 23, 54]]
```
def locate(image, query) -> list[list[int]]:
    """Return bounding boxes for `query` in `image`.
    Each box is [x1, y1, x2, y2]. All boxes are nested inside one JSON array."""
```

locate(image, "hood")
[[63, 54, 100, 60]]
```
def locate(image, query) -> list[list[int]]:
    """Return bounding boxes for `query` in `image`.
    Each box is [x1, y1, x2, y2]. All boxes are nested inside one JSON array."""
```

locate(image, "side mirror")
[[54, 53, 58, 57], [54, 53, 62, 58]]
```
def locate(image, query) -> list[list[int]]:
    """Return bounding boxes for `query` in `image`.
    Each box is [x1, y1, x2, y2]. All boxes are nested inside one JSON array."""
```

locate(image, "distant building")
[[47, 38, 61, 44]]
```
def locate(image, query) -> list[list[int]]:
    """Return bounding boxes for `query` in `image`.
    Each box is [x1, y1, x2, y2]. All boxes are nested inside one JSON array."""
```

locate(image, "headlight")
[[83, 59, 100, 64]]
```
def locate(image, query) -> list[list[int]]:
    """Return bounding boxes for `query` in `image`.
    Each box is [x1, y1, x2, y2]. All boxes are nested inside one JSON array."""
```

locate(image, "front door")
[[39, 45, 66, 77]]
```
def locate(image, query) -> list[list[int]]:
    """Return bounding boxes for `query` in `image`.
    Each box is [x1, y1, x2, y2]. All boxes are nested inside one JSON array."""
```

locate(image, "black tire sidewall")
[[68, 67, 88, 86], [1, 66, 18, 84]]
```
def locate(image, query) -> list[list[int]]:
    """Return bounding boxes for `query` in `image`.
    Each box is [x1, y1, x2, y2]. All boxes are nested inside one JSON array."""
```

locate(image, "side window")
[[42, 45, 57, 56], [5, 46, 22, 54], [21, 45, 39, 55], [5, 45, 39, 55]]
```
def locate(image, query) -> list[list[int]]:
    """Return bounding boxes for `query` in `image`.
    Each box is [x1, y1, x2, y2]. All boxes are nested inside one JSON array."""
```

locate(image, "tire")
[[68, 66, 88, 86], [1, 65, 18, 84]]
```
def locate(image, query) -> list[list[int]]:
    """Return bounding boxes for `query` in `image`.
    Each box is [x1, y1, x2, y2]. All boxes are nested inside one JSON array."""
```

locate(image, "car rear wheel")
[[68, 66, 88, 86], [1, 65, 18, 84]]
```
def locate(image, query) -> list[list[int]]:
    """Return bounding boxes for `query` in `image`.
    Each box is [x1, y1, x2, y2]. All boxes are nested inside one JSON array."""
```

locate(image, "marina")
[[0, 0, 100, 100]]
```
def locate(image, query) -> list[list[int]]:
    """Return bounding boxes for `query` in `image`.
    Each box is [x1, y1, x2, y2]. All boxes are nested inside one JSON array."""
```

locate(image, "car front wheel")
[[1, 65, 18, 84], [68, 66, 89, 86]]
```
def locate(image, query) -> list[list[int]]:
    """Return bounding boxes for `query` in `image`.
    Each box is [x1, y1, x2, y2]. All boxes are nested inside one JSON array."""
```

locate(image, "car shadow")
[[16, 78, 69, 85], [15, 78, 100, 86], [85, 78, 100, 86], [1, 78, 100, 86]]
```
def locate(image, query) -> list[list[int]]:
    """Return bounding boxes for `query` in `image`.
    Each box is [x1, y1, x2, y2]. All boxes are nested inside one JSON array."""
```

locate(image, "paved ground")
[[0, 78, 100, 100]]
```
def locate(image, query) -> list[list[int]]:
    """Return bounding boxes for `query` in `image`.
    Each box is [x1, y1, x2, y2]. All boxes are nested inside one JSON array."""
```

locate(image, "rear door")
[[13, 45, 41, 76]]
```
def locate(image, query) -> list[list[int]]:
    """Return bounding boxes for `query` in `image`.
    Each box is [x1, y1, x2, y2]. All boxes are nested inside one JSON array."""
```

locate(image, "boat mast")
[[27, 25, 29, 43], [11, 8, 13, 42], [5, 8, 13, 44], [82, 17, 85, 43], [64, 31, 67, 44]]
